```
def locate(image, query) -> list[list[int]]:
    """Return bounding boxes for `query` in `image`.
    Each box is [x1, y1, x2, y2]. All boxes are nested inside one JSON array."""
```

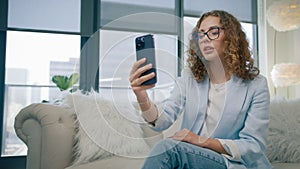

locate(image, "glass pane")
[[99, 30, 177, 103], [100, 0, 177, 33], [184, 0, 256, 23], [2, 31, 80, 157], [102, 0, 174, 8], [241, 22, 254, 52], [8, 0, 80, 32]]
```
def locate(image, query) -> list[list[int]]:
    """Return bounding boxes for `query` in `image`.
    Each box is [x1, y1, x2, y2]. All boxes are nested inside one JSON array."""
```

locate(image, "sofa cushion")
[[63, 91, 152, 166], [267, 97, 300, 163], [65, 156, 145, 169], [272, 162, 300, 169]]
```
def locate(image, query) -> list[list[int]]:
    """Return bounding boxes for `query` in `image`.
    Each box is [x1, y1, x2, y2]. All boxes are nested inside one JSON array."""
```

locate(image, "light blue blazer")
[[152, 68, 272, 169]]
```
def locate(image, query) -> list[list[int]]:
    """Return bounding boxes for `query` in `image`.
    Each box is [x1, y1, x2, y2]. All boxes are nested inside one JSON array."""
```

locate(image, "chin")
[[203, 54, 219, 62]]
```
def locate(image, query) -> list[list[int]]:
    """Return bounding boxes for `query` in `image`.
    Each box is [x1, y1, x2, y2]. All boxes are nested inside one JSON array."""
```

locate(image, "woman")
[[129, 10, 272, 169]]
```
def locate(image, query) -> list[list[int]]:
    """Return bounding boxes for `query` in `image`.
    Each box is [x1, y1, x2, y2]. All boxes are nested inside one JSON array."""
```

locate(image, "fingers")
[[129, 58, 155, 89], [132, 72, 155, 86], [129, 58, 147, 81], [171, 129, 208, 146], [130, 75, 156, 93], [171, 129, 190, 141], [130, 64, 153, 83]]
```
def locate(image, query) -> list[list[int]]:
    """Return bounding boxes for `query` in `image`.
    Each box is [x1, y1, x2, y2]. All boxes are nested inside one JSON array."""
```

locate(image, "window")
[[1, 0, 81, 159], [2, 31, 80, 156], [184, 0, 256, 23], [99, 30, 177, 103], [8, 0, 80, 32], [98, 0, 178, 103], [100, 0, 175, 32]]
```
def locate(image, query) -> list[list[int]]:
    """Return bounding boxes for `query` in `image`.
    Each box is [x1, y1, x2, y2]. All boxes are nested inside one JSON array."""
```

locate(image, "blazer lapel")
[[190, 77, 209, 133], [212, 76, 249, 138]]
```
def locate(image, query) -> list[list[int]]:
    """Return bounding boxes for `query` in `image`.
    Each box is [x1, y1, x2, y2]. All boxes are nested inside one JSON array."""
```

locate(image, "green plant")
[[51, 73, 79, 92]]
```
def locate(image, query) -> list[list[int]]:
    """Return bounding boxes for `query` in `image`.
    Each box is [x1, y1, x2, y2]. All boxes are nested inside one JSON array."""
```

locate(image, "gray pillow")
[[266, 97, 300, 163]]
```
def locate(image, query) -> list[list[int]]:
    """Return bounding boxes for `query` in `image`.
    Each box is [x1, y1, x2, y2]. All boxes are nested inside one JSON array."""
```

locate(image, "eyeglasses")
[[195, 26, 224, 41]]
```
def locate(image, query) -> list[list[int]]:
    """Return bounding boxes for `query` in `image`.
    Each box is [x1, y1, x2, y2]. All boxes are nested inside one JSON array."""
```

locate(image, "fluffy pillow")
[[266, 97, 300, 163], [63, 91, 151, 166]]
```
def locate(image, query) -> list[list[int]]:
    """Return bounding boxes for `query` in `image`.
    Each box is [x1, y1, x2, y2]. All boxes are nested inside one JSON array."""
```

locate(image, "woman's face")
[[198, 16, 225, 62]]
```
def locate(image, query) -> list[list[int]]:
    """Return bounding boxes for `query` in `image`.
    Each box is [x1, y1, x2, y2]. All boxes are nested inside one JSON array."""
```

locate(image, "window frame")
[[0, 0, 82, 168], [0, 1, 26, 168]]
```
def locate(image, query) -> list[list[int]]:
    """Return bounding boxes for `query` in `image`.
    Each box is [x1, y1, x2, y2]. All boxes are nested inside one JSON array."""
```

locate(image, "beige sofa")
[[14, 102, 163, 169], [14, 97, 300, 169]]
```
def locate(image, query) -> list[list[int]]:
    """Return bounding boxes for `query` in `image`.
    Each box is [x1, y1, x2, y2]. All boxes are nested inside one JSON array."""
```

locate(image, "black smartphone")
[[135, 34, 157, 85]]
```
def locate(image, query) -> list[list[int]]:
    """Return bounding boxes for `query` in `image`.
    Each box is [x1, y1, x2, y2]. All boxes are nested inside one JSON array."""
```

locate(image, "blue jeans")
[[141, 138, 227, 169]]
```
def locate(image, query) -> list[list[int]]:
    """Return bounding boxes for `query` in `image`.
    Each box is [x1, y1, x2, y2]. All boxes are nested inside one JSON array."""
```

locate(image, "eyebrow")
[[199, 25, 221, 32]]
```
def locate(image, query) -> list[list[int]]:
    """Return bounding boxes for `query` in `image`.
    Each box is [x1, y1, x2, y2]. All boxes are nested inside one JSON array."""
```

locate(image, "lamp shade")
[[271, 63, 300, 87], [267, 0, 300, 32]]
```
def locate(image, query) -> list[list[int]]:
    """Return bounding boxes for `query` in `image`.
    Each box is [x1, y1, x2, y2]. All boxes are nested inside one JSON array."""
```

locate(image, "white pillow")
[[266, 97, 300, 163], [63, 91, 151, 166]]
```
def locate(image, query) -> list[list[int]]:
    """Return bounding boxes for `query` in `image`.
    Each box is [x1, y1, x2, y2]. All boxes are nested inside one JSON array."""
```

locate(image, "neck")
[[206, 60, 230, 84]]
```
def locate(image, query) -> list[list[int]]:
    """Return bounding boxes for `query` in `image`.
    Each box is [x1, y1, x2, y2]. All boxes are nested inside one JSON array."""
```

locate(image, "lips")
[[203, 46, 215, 54]]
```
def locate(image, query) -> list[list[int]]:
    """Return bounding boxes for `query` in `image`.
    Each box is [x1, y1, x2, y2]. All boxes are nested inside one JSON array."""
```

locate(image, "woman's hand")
[[171, 128, 228, 155], [130, 58, 156, 111], [171, 128, 208, 146], [129, 58, 156, 95]]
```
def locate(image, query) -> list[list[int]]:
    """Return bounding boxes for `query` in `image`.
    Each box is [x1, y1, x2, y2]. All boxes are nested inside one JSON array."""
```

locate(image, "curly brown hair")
[[187, 10, 259, 82]]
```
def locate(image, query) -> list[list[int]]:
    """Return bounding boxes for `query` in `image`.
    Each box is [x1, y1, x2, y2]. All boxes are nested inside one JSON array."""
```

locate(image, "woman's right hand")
[[130, 58, 156, 112], [129, 58, 156, 97], [130, 58, 158, 117]]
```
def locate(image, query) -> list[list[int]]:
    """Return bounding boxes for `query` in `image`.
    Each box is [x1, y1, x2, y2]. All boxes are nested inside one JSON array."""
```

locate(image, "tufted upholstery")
[[14, 103, 76, 169]]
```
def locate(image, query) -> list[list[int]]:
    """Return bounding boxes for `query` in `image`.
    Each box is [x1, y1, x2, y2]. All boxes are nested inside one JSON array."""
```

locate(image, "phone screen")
[[135, 34, 157, 85]]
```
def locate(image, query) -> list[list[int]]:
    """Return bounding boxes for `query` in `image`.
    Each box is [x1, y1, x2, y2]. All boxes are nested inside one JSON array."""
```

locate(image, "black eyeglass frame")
[[195, 26, 225, 41]]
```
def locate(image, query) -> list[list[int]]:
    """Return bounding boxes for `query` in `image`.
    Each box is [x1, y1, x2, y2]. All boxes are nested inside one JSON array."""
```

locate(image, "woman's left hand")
[[171, 128, 228, 155], [171, 128, 208, 147]]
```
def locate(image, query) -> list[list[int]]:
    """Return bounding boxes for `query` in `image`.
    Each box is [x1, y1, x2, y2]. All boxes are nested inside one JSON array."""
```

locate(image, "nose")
[[199, 35, 210, 44]]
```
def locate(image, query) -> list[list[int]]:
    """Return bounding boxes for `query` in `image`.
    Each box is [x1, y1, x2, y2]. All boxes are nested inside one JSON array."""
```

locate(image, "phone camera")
[[136, 37, 145, 50]]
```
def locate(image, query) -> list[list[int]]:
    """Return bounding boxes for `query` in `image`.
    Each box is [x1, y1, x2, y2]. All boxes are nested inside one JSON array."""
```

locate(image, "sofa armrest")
[[14, 103, 76, 169]]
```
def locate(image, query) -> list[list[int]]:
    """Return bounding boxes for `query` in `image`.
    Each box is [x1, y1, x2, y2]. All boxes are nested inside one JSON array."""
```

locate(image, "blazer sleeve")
[[150, 68, 190, 131], [234, 76, 270, 166]]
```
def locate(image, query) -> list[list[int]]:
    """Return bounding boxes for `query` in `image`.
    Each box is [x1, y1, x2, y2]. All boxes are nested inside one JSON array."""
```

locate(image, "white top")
[[201, 81, 241, 161], [201, 82, 227, 137]]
